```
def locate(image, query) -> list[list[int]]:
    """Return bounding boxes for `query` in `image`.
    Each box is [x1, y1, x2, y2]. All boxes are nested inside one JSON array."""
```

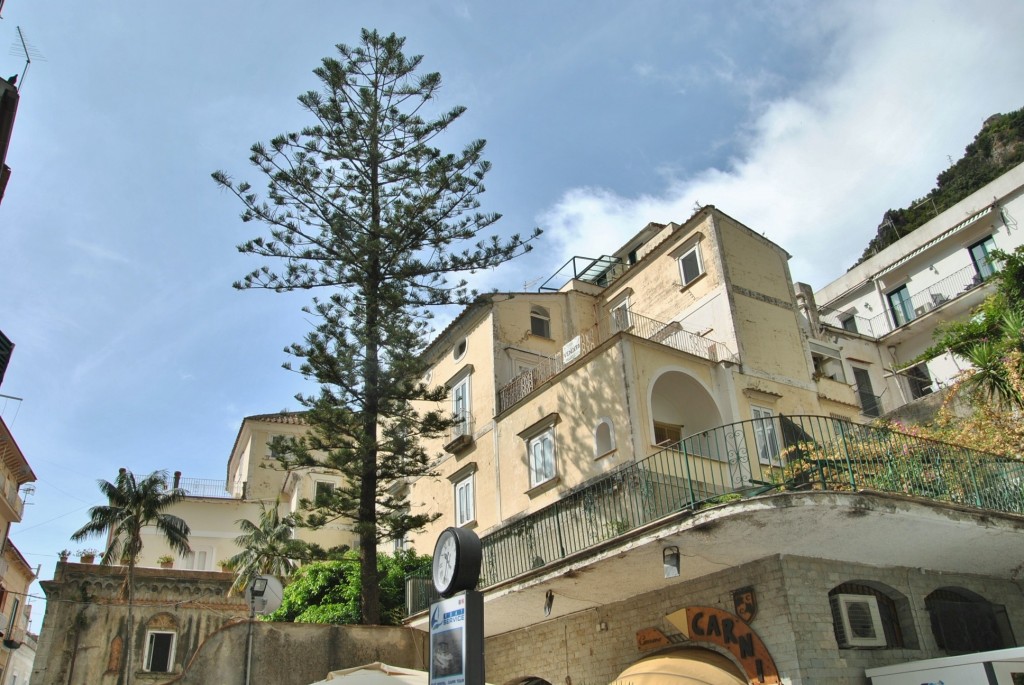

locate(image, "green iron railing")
[[407, 415, 1024, 615]]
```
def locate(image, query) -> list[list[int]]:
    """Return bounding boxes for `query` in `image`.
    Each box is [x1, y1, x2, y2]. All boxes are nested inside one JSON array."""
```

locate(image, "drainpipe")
[[244, 597, 255, 685]]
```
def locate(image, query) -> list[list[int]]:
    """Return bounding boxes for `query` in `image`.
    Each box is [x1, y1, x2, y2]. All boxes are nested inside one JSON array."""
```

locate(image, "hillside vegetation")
[[855, 106, 1024, 266]]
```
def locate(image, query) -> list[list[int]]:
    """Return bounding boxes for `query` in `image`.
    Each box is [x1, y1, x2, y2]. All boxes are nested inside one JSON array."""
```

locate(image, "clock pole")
[[429, 528, 484, 685]]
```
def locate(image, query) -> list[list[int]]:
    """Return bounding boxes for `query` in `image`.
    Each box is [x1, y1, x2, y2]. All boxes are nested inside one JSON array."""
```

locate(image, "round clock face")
[[433, 530, 458, 595]]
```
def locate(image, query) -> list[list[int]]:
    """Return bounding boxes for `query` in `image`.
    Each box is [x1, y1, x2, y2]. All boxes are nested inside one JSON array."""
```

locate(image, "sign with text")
[[666, 606, 779, 684], [429, 592, 484, 685], [562, 336, 582, 363]]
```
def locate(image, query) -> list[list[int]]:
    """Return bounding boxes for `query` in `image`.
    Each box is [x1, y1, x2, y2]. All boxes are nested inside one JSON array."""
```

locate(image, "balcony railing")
[[407, 415, 1024, 615], [497, 308, 734, 414], [819, 264, 990, 337], [176, 477, 234, 499]]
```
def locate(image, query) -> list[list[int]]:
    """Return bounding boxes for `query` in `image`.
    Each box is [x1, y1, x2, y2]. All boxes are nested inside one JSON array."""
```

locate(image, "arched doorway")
[[649, 370, 723, 446], [610, 648, 747, 685]]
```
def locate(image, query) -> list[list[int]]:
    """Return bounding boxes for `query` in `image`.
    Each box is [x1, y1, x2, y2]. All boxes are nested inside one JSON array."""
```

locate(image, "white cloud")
[[536, 0, 1024, 289]]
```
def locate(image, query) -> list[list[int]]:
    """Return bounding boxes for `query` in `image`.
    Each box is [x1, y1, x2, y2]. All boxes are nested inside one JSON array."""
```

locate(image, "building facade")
[[396, 189, 1024, 683]]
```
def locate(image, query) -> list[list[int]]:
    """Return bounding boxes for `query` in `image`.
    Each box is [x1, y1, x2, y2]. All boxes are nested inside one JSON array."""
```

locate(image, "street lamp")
[[245, 576, 269, 685]]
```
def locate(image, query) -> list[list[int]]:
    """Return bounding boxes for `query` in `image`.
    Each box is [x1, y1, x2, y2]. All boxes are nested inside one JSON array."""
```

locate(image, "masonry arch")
[[504, 678, 552, 685], [611, 647, 746, 685], [647, 368, 723, 447]]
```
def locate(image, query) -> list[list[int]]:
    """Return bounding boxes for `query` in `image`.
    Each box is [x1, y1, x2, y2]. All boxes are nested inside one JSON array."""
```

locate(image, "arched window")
[[530, 306, 551, 338], [595, 420, 614, 457], [828, 581, 914, 649], [926, 587, 1013, 655]]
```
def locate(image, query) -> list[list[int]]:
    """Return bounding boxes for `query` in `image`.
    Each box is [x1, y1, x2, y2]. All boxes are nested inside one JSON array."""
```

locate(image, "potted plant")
[[59, 549, 71, 562], [157, 554, 174, 569], [76, 549, 98, 564], [218, 560, 233, 573]]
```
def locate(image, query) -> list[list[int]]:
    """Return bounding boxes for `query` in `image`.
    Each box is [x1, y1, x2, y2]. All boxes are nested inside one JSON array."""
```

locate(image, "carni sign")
[[666, 606, 780, 684]]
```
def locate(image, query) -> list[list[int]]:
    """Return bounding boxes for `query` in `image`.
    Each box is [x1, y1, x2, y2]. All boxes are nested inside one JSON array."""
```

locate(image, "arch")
[[828, 580, 917, 649], [530, 305, 551, 338], [925, 586, 1014, 654], [504, 678, 553, 685], [647, 368, 723, 446], [106, 635, 124, 673], [594, 418, 615, 457], [611, 647, 746, 685]]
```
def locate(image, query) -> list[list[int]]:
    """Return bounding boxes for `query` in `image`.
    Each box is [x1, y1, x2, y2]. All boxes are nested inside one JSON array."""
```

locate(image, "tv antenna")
[[8, 26, 45, 92]]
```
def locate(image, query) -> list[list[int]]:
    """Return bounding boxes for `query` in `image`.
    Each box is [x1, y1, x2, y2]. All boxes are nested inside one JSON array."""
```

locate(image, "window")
[[594, 420, 614, 457], [750, 407, 781, 465], [144, 631, 176, 673], [528, 429, 556, 488], [840, 315, 858, 333], [314, 481, 335, 507], [653, 421, 681, 447], [926, 588, 1014, 655], [453, 338, 467, 361], [828, 582, 911, 649], [455, 474, 474, 526], [678, 245, 704, 286], [530, 306, 551, 338], [184, 549, 210, 571], [887, 285, 914, 327], [969, 235, 999, 281], [452, 375, 471, 437], [906, 363, 933, 399], [610, 300, 631, 331], [852, 367, 880, 418]]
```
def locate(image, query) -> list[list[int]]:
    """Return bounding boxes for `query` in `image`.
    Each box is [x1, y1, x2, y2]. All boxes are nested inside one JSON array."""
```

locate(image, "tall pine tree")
[[213, 29, 537, 624]]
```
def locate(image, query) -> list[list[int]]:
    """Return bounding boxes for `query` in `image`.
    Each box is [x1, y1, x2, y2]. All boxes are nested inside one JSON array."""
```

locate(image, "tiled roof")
[[243, 412, 308, 425]]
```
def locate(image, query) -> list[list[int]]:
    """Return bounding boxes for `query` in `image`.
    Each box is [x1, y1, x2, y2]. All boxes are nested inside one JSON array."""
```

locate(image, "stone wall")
[[483, 554, 1024, 685]]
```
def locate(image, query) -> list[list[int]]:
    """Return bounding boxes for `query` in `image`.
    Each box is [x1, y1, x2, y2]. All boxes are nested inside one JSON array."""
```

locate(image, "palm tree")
[[226, 500, 299, 594], [71, 468, 190, 683]]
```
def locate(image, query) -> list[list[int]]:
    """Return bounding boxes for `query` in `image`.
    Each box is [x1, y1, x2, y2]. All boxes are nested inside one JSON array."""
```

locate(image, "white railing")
[[498, 308, 734, 413]]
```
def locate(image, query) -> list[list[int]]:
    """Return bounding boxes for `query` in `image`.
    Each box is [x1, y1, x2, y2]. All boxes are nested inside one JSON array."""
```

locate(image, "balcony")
[[498, 307, 735, 414], [443, 413, 475, 454], [175, 477, 234, 499], [818, 264, 991, 337], [407, 415, 1024, 615], [539, 255, 630, 292]]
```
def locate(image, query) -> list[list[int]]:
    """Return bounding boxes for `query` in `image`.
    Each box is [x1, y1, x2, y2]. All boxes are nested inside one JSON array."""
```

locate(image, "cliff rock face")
[[855, 107, 1024, 267]]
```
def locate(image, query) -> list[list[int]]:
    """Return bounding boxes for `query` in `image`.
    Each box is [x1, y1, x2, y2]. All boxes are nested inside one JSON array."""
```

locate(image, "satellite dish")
[[244, 575, 284, 615]]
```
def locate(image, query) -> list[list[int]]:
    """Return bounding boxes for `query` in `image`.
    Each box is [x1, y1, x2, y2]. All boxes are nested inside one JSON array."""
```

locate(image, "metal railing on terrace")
[[407, 415, 1024, 615], [497, 308, 735, 414], [818, 264, 990, 337], [176, 477, 234, 499]]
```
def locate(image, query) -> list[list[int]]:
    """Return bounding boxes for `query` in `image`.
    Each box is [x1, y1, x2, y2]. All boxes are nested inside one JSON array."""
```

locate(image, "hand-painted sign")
[[562, 336, 582, 363], [666, 606, 779, 684]]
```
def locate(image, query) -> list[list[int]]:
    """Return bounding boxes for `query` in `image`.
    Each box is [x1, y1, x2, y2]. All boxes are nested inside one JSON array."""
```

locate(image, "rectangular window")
[[184, 549, 209, 571], [840, 315, 858, 333], [751, 407, 781, 466], [610, 300, 631, 332], [530, 306, 551, 338], [314, 481, 335, 507], [455, 474, 474, 526], [678, 245, 704, 286], [906, 363, 933, 399], [452, 376, 470, 436], [528, 429, 556, 487], [887, 285, 914, 327], [653, 421, 682, 447], [145, 631, 176, 672], [852, 367, 881, 418], [969, 235, 999, 281]]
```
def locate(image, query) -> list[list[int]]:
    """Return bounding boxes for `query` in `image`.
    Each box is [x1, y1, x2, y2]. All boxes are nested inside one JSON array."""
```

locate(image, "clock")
[[432, 526, 482, 597]]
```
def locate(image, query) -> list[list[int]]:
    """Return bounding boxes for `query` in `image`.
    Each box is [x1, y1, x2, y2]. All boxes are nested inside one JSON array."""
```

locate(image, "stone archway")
[[610, 648, 746, 685]]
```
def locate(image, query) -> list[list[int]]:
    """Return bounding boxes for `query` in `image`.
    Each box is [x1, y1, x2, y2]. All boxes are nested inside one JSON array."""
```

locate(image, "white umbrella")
[[308, 662, 428, 685]]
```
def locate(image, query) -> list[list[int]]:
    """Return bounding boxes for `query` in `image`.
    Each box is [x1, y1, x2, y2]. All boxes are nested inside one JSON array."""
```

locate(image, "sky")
[[1, 0, 1023, 631]]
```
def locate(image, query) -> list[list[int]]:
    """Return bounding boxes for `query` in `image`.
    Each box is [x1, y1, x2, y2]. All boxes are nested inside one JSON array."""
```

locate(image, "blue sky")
[[2, 0, 1023, 630]]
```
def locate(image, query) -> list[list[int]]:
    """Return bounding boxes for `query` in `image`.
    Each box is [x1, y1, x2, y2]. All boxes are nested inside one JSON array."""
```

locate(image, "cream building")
[[0, 541, 34, 685], [395, 200, 1024, 684], [136, 413, 356, 571]]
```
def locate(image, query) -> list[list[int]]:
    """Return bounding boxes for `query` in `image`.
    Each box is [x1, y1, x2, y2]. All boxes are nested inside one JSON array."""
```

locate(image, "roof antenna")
[[8, 26, 45, 92]]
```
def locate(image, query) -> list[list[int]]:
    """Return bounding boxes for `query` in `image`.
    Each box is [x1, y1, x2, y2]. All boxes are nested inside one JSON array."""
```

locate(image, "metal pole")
[[244, 598, 255, 685]]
